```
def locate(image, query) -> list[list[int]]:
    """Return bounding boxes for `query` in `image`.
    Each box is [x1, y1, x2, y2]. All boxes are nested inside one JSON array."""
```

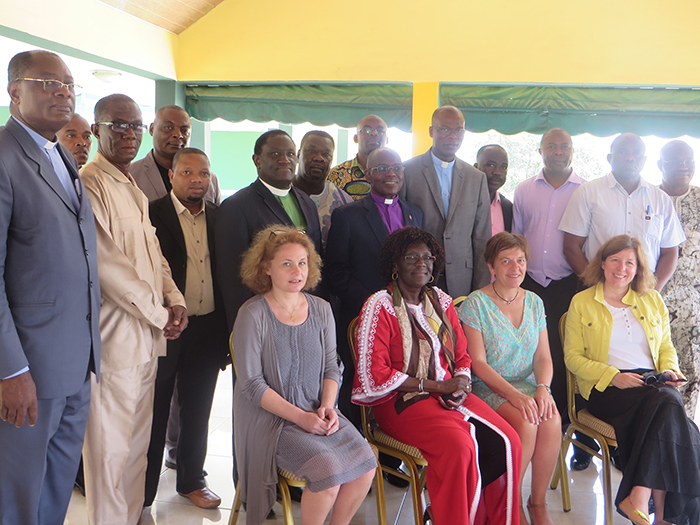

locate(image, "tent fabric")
[[185, 83, 413, 131], [440, 84, 700, 138]]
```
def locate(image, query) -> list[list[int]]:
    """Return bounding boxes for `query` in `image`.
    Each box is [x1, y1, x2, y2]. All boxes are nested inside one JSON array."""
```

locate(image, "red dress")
[[353, 288, 521, 525]]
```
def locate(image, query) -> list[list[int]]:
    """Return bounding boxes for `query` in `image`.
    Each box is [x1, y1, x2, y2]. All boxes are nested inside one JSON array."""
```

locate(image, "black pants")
[[144, 312, 224, 505]]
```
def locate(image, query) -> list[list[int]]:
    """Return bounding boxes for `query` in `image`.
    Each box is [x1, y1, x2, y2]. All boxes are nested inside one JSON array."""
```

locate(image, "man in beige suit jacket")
[[81, 94, 187, 525], [401, 105, 491, 297]]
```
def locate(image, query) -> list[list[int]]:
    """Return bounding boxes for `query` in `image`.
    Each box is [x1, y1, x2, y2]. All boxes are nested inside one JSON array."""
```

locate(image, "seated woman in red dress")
[[352, 226, 522, 525]]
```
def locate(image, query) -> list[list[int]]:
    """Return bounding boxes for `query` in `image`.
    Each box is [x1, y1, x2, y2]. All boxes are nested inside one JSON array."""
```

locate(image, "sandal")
[[527, 496, 551, 525], [619, 497, 651, 525]]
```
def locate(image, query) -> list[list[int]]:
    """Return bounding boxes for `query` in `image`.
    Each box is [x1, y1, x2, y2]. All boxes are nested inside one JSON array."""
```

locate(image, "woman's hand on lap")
[[610, 372, 644, 389], [508, 390, 541, 424], [296, 411, 331, 435], [533, 388, 556, 421], [317, 406, 339, 435]]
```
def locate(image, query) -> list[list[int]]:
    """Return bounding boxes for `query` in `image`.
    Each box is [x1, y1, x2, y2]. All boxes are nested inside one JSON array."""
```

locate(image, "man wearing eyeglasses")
[[328, 114, 388, 200], [0, 50, 101, 525], [401, 105, 492, 298], [325, 147, 423, 438], [80, 94, 188, 525], [131, 105, 221, 204]]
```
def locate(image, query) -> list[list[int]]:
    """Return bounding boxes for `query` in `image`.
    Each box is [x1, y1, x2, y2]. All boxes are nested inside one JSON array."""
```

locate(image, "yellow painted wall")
[[1, 0, 178, 79], [178, 0, 698, 87]]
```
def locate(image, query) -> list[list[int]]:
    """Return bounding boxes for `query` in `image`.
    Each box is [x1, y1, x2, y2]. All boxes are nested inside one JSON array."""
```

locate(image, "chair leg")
[[404, 460, 424, 525], [278, 478, 295, 525], [556, 427, 574, 512], [229, 481, 242, 525], [600, 443, 615, 525], [374, 462, 388, 525]]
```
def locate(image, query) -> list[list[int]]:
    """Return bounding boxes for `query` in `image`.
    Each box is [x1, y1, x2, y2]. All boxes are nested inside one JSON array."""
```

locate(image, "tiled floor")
[[64, 369, 632, 524]]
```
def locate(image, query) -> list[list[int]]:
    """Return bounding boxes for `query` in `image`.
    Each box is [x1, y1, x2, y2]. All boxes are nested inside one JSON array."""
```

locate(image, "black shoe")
[[384, 471, 410, 488], [164, 459, 177, 470], [570, 449, 592, 471], [73, 479, 85, 497], [288, 486, 303, 502], [266, 508, 276, 519], [610, 447, 623, 471]]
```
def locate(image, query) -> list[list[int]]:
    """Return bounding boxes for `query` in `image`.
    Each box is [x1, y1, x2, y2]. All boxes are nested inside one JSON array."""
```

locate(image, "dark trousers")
[[0, 376, 90, 525], [144, 312, 223, 505]]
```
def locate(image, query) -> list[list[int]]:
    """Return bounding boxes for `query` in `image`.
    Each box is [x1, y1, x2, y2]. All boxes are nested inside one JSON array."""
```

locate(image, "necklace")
[[492, 283, 519, 305], [271, 293, 302, 325]]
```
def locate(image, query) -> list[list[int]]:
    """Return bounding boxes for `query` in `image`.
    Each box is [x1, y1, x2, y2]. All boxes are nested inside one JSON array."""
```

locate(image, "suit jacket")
[[131, 150, 222, 205], [215, 178, 323, 330], [0, 117, 101, 398], [500, 192, 513, 233], [401, 149, 491, 297], [325, 195, 423, 318], [149, 194, 229, 369]]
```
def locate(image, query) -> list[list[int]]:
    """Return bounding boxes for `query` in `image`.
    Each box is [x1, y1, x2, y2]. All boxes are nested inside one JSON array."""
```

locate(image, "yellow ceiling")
[[96, 0, 225, 34]]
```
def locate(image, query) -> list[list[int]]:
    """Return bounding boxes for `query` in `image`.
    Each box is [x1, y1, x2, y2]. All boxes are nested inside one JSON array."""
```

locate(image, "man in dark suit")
[[325, 147, 423, 432], [216, 129, 322, 331], [401, 106, 491, 298], [0, 50, 101, 525], [145, 148, 228, 509], [474, 144, 513, 234]]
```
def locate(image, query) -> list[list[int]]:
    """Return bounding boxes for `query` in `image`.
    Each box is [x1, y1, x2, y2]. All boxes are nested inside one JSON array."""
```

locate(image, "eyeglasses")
[[358, 127, 386, 136], [371, 165, 405, 174], [662, 159, 695, 168], [403, 254, 436, 264], [269, 228, 306, 239], [96, 122, 148, 134], [14, 78, 83, 96], [434, 126, 466, 137]]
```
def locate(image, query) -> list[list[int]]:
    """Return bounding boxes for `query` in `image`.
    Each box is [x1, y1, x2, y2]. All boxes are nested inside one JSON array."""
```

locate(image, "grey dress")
[[233, 294, 376, 525]]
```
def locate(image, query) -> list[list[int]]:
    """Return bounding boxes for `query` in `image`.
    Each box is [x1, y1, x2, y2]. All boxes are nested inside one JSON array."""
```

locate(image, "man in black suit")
[[325, 147, 423, 432], [145, 148, 228, 509], [215, 129, 322, 331], [474, 144, 513, 234]]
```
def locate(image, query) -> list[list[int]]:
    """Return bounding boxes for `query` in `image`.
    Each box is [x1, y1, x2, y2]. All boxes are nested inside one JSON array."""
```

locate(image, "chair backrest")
[[229, 331, 237, 376], [348, 316, 377, 439], [559, 312, 582, 424], [453, 295, 467, 309]]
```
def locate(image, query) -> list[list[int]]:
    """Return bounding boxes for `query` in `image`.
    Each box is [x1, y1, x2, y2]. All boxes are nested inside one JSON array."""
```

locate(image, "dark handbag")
[[642, 370, 687, 386]]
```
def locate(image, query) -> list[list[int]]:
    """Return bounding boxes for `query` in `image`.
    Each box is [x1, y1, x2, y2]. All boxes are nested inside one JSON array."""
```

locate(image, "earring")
[[428, 275, 434, 283], [392, 271, 398, 281]]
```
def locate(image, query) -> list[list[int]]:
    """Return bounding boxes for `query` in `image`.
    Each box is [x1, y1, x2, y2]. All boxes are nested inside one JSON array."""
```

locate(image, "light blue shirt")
[[12, 116, 80, 211], [431, 150, 455, 216]]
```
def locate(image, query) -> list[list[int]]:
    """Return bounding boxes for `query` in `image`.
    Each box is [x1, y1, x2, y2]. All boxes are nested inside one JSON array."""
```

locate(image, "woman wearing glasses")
[[233, 225, 376, 525], [353, 227, 521, 525]]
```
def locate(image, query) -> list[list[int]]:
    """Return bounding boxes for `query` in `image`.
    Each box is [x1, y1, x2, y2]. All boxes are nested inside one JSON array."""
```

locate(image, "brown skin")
[[2, 51, 78, 428], [293, 134, 334, 196], [366, 147, 404, 199], [91, 100, 144, 176], [57, 114, 92, 167], [539, 128, 574, 189], [475, 146, 508, 202], [429, 106, 465, 163], [150, 107, 191, 169], [169, 152, 211, 215], [659, 140, 695, 197], [392, 243, 471, 408], [253, 134, 298, 190], [608, 133, 646, 194], [354, 115, 388, 171]]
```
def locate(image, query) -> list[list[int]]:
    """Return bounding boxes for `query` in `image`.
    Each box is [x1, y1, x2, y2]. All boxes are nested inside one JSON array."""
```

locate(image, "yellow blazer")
[[564, 282, 680, 400]]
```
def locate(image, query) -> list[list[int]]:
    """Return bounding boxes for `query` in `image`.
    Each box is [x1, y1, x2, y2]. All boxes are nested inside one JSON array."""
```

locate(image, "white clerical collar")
[[259, 177, 291, 197], [431, 150, 455, 169]]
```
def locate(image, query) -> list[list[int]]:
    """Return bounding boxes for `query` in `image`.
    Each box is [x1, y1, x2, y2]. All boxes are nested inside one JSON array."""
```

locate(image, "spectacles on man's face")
[[359, 127, 386, 136], [14, 78, 83, 96], [371, 165, 405, 174], [96, 122, 148, 134], [402, 254, 436, 264], [434, 126, 466, 137], [662, 159, 695, 168]]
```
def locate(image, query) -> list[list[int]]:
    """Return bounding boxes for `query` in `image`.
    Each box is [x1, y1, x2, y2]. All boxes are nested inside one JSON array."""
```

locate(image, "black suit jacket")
[[149, 195, 229, 369], [215, 179, 322, 330], [325, 195, 424, 318], [500, 192, 513, 233]]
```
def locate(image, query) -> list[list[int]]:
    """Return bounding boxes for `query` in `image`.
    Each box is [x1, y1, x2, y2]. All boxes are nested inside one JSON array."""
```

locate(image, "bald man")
[[328, 114, 388, 200], [560, 132, 685, 292], [400, 105, 491, 297], [57, 113, 92, 167], [474, 144, 512, 235]]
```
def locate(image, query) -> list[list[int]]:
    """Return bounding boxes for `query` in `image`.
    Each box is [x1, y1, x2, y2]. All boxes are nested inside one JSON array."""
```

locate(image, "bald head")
[[430, 106, 466, 162], [539, 127, 573, 177], [475, 145, 509, 198], [57, 114, 92, 166], [659, 140, 695, 194], [355, 114, 388, 157], [150, 105, 191, 167], [608, 133, 646, 182]]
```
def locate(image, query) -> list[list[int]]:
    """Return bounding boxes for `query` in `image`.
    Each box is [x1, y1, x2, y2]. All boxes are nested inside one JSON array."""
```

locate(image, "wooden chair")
[[228, 331, 387, 525], [349, 316, 428, 525], [549, 312, 618, 525]]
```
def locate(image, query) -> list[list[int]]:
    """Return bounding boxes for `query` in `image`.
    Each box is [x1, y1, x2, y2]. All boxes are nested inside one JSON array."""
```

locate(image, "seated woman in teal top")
[[458, 232, 561, 525]]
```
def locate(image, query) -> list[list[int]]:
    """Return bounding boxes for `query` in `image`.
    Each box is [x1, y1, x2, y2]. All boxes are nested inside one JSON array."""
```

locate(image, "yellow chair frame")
[[549, 312, 618, 525]]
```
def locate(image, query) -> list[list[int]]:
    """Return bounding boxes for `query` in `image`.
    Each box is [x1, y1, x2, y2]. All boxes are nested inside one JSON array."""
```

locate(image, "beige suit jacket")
[[80, 152, 186, 373]]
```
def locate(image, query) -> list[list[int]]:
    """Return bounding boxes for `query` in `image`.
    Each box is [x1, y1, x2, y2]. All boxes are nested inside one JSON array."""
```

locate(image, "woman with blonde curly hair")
[[233, 225, 376, 525]]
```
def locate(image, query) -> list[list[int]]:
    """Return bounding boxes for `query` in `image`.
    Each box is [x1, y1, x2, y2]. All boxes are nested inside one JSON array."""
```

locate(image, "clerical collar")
[[370, 192, 397, 206], [431, 150, 455, 169], [259, 177, 291, 197]]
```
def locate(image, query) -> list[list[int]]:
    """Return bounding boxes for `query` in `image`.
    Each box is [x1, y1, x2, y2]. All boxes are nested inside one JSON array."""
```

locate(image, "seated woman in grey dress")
[[233, 225, 376, 525]]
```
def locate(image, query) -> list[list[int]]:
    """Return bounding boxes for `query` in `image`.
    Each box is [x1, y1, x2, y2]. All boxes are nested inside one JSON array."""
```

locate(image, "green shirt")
[[276, 191, 307, 229]]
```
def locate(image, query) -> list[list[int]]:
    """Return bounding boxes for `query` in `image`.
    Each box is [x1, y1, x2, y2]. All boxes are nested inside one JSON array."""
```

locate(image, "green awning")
[[440, 84, 700, 138], [186, 83, 413, 131]]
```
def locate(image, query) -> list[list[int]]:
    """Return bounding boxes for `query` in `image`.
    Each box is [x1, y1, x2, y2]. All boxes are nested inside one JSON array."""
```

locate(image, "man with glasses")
[[325, 147, 422, 443], [328, 114, 388, 200], [401, 105, 491, 297], [0, 50, 100, 525], [80, 94, 188, 525], [131, 105, 221, 204]]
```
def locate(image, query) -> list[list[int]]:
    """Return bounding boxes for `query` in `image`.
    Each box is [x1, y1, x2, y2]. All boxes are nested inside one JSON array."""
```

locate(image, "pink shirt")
[[490, 192, 505, 237], [512, 169, 585, 287]]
